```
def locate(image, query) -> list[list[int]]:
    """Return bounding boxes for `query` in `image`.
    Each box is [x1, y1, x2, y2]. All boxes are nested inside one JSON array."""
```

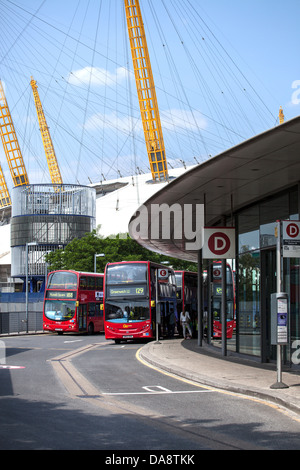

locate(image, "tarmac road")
[[0, 333, 300, 451]]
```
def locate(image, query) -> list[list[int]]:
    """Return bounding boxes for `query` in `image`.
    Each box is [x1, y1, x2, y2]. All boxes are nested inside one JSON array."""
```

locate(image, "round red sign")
[[286, 223, 300, 238], [208, 232, 231, 256]]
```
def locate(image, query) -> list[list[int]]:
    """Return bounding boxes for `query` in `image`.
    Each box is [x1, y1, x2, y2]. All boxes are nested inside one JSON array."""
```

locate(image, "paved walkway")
[[140, 338, 300, 416]]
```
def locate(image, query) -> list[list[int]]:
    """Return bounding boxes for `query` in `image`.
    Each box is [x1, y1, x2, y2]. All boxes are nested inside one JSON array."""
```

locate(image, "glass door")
[[238, 250, 260, 356]]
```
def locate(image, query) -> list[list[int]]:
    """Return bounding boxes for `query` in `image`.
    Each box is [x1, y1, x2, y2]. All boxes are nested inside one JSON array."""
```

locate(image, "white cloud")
[[84, 108, 207, 134], [68, 66, 130, 87], [84, 112, 141, 133]]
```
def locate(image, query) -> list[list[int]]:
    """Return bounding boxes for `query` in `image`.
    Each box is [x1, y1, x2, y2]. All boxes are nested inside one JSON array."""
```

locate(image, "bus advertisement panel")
[[43, 270, 104, 335], [104, 261, 177, 343]]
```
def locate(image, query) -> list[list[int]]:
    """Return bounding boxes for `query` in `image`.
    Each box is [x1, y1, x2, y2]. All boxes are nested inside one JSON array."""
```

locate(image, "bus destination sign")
[[109, 286, 145, 297], [46, 291, 76, 300]]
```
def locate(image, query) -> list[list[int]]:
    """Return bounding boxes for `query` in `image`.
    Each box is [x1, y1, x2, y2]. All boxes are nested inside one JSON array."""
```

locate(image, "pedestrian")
[[168, 306, 176, 338], [180, 308, 192, 339]]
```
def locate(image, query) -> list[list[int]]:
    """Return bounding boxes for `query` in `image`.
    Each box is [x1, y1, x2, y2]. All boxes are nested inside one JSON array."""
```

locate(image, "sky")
[[0, 0, 299, 194]]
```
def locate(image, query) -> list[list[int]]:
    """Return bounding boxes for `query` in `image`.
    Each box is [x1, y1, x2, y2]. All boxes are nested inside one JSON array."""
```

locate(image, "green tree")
[[45, 231, 197, 273]]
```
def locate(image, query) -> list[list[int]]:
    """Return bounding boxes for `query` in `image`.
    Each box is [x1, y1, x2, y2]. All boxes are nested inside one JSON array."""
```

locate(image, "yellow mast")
[[124, 0, 169, 182], [279, 106, 284, 124], [0, 80, 29, 189], [0, 162, 11, 207], [30, 77, 63, 186]]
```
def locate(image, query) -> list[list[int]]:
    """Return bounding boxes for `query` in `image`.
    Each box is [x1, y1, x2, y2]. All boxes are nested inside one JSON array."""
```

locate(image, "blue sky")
[[0, 0, 299, 192], [203, 0, 300, 112]]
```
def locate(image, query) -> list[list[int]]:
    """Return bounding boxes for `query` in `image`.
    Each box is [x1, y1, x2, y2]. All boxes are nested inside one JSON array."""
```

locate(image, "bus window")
[[96, 277, 103, 290], [89, 303, 96, 317], [95, 303, 102, 317], [107, 263, 147, 284], [48, 271, 77, 289], [88, 277, 95, 289]]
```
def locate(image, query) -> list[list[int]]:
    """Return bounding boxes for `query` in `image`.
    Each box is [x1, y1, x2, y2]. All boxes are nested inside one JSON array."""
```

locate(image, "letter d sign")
[[202, 227, 235, 259]]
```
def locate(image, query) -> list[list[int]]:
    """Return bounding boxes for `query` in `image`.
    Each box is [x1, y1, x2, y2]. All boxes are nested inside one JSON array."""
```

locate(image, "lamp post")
[[25, 242, 38, 333], [94, 253, 105, 273]]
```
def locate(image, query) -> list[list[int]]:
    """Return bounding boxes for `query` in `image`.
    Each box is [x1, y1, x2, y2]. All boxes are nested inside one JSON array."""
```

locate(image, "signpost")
[[202, 227, 235, 259], [270, 221, 294, 389], [25, 241, 38, 333], [282, 221, 300, 258]]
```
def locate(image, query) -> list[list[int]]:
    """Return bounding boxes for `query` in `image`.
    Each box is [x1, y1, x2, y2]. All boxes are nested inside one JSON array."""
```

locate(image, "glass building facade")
[[11, 184, 96, 278], [128, 116, 300, 364], [230, 186, 299, 363]]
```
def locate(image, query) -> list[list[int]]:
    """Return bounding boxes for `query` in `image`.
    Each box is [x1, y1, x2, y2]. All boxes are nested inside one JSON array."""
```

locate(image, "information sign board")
[[202, 227, 235, 259], [282, 220, 300, 258]]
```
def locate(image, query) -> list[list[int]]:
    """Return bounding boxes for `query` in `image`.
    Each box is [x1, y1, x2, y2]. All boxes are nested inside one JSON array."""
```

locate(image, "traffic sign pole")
[[221, 258, 227, 356], [271, 221, 289, 389]]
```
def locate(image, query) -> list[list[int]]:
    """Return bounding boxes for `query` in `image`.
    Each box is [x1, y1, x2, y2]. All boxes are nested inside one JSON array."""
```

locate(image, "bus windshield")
[[212, 299, 234, 321], [47, 271, 78, 289], [44, 299, 76, 321], [105, 299, 150, 322]]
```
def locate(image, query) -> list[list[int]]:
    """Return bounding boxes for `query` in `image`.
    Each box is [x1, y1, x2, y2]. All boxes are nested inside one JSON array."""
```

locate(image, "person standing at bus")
[[180, 308, 192, 339]]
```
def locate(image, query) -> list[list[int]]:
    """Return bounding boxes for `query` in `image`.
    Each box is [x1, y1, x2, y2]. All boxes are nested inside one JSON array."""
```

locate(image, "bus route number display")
[[109, 287, 145, 297]]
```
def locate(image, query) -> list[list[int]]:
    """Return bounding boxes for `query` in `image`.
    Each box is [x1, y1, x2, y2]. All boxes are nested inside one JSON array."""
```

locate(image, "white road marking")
[[0, 365, 25, 369], [64, 340, 83, 344], [102, 387, 215, 396], [143, 385, 171, 393]]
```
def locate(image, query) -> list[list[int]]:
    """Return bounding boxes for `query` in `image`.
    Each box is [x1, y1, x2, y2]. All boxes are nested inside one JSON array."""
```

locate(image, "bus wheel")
[[88, 323, 94, 335]]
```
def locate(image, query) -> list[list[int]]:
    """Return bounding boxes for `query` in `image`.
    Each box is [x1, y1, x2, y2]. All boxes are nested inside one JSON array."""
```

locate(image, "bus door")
[[89, 302, 104, 332], [78, 304, 87, 331]]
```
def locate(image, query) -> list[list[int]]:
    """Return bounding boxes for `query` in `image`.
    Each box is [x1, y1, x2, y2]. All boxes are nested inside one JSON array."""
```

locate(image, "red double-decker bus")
[[43, 270, 104, 335], [210, 261, 235, 339], [104, 261, 177, 343]]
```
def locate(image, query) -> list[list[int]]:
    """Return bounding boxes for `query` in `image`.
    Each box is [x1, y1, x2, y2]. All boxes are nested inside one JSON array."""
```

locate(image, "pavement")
[[139, 338, 300, 417]]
